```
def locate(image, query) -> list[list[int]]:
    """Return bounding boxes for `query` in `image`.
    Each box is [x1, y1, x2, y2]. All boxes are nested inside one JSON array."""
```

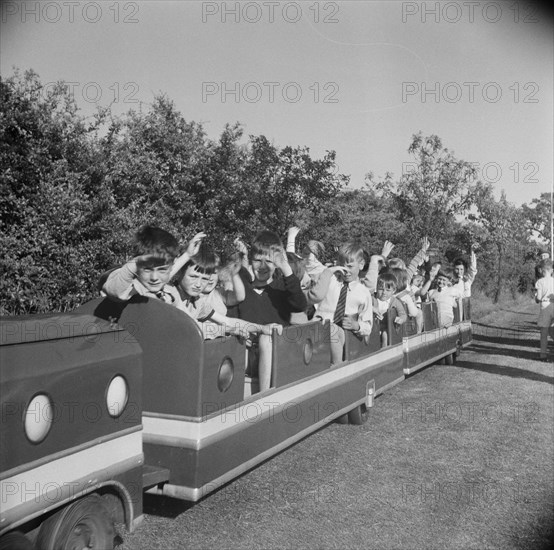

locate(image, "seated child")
[[231, 230, 308, 391], [363, 237, 430, 293], [425, 267, 462, 328], [286, 226, 327, 285], [102, 226, 181, 304], [373, 272, 407, 347], [391, 267, 423, 333], [173, 243, 282, 341], [410, 273, 425, 308], [308, 241, 373, 364], [452, 248, 477, 298], [287, 252, 309, 324]]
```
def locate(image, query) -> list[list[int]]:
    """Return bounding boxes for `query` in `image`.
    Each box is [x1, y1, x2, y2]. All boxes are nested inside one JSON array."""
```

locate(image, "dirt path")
[[120, 303, 554, 550]]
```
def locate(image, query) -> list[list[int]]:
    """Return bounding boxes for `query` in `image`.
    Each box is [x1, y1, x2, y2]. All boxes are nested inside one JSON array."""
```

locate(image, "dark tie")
[[333, 281, 349, 326], [156, 290, 175, 304]]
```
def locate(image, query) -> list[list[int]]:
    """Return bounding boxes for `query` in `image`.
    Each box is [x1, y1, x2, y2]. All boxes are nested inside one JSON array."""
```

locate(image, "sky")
[[1, 0, 553, 205]]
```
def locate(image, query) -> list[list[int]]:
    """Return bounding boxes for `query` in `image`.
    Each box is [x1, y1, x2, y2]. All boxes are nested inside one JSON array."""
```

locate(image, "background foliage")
[[1, 70, 550, 315]]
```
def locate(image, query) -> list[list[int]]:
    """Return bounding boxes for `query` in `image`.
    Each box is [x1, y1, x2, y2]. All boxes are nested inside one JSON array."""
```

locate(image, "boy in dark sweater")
[[231, 230, 307, 391]]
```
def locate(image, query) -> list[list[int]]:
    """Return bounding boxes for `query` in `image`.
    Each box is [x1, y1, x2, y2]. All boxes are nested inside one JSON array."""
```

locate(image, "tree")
[[368, 133, 478, 245], [522, 192, 552, 253], [469, 183, 531, 302]]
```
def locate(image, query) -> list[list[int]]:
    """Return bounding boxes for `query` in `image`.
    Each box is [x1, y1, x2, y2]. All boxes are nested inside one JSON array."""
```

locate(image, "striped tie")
[[333, 281, 349, 326]]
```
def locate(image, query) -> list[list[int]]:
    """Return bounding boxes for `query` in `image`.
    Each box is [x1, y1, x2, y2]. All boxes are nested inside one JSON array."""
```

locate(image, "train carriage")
[[0, 314, 143, 549], [0, 296, 472, 548]]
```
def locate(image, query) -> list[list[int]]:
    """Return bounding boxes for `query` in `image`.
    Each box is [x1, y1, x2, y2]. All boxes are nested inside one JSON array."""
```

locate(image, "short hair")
[[287, 252, 306, 281], [133, 226, 179, 265], [387, 257, 406, 270], [453, 257, 468, 271], [250, 230, 282, 260], [538, 259, 553, 276], [179, 243, 220, 279], [377, 272, 398, 291], [411, 273, 424, 287], [437, 267, 454, 281], [307, 239, 325, 258], [337, 241, 365, 264], [391, 267, 409, 292]]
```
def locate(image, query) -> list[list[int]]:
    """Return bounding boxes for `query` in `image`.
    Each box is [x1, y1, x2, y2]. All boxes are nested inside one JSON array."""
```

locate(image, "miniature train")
[[0, 296, 471, 549]]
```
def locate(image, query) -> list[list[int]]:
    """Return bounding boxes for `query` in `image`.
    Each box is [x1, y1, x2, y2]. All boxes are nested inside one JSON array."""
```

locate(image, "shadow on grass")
[[456, 360, 554, 385], [472, 334, 539, 348], [499, 309, 536, 316], [470, 342, 544, 361], [473, 320, 538, 333]]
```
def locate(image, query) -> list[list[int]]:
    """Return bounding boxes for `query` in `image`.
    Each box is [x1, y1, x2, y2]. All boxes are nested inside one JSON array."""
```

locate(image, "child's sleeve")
[[102, 262, 139, 301], [362, 256, 381, 293], [390, 297, 408, 324], [399, 294, 419, 317], [283, 273, 308, 312], [406, 247, 427, 280], [305, 268, 333, 305], [467, 250, 477, 284], [356, 290, 373, 337]]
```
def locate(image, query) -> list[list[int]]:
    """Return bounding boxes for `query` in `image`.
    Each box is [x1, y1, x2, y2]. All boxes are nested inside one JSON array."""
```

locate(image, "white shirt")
[[315, 277, 373, 336]]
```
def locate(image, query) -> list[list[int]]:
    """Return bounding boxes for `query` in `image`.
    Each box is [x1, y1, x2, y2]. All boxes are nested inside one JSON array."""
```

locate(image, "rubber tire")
[[36, 494, 115, 550], [0, 532, 34, 550], [335, 413, 349, 424], [348, 404, 370, 425]]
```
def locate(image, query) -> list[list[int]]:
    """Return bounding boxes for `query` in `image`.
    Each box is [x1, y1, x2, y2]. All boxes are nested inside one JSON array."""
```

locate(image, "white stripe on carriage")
[[142, 345, 404, 447], [0, 431, 142, 513]]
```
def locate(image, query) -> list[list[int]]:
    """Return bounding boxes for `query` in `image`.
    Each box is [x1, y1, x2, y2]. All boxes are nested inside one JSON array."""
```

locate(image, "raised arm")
[[286, 226, 300, 254], [218, 256, 246, 306], [233, 237, 250, 270], [170, 232, 206, 279], [362, 255, 384, 293], [419, 263, 440, 299], [467, 249, 477, 283], [306, 266, 346, 304], [407, 237, 430, 279], [273, 245, 307, 312], [102, 260, 139, 301]]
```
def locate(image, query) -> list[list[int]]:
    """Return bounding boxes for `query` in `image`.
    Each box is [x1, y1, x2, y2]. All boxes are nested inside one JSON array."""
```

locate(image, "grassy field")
[[119, 298, 554, 550]]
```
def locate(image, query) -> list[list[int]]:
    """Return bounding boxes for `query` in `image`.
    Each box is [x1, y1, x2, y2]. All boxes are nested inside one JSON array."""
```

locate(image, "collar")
[[179, 289, 199, 307]]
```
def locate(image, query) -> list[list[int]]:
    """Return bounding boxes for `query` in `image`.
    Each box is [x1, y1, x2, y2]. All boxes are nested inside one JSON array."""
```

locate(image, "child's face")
[[136, 261, 173, 293], [376, 282, 395, 302], [436, 275, 450, 289], [179, 265, 212, 297], [338, 256, 364, 283], [202, 272, 219, 295], [454, 264, 465, 279], [251, 253, 276, 283]]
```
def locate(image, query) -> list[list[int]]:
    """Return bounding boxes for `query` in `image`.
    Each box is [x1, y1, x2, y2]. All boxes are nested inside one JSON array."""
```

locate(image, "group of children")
[[101, 225, 481, 392]]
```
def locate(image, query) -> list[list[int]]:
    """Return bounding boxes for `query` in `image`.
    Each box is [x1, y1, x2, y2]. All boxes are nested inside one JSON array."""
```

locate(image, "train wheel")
[[348, 404, 370, 425], [335, 413, 349, 424], [36, 494, 115, 550], [0, 532, 34, 550]]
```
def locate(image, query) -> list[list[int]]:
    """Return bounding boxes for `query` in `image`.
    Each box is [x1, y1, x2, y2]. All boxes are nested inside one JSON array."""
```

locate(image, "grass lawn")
[[120, 298, 554, 550]]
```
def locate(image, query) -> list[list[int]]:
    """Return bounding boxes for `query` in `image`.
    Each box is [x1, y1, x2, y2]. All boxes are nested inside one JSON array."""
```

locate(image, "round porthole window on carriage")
[[106, 375, 129, 418], [24, 393, 53, 443], [303, 339, 314, 365], [217, 357, 234, 393]]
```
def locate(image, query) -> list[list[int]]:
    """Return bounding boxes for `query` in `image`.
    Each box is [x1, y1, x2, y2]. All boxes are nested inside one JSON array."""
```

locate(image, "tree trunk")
[[494, 244, 503, 303]]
